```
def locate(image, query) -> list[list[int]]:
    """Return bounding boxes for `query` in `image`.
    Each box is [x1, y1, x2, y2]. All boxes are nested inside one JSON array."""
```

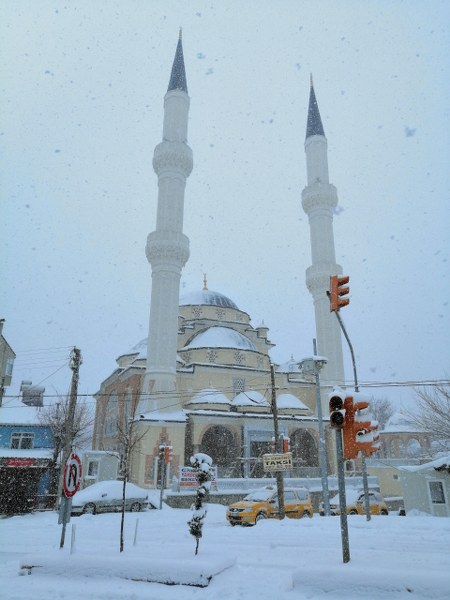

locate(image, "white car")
[[71, 480, 155, 515]]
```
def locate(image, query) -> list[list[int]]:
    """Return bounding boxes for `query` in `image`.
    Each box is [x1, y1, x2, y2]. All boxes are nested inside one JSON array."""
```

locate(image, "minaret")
[[144, 30, 192, 410], [302, 76, 345, 388]]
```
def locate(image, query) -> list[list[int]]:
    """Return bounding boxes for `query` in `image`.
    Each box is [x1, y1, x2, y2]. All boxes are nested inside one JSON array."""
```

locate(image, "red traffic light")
[[330, 275, 350, 312], [343, 394, 379, 459], [329, 388, 346, 429]]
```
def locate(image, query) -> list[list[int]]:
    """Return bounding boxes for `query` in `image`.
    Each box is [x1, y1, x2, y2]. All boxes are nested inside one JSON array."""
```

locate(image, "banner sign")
[[178, 466, 218, 490]]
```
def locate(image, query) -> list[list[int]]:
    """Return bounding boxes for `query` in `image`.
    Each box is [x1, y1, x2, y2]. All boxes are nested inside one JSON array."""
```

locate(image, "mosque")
[[92, 32, 347, 488]]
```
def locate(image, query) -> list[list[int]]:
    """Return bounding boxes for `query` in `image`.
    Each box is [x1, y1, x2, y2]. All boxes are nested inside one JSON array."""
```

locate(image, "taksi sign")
[[63, 453, 82, 497], [263, 452, 293, 472]]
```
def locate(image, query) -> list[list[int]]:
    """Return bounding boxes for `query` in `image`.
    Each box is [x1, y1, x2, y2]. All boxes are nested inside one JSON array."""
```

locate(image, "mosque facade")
[[92, 33, 345, 488]]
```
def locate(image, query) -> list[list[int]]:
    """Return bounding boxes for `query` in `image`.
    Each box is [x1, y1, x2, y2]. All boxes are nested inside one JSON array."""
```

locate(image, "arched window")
[[104, 393, 118, 436], [290, 429, 319, 468], [407, 438, 421, 458], [199, 426, 239, 476]]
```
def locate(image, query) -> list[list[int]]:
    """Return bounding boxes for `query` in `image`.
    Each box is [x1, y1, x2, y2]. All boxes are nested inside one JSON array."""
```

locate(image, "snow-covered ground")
[[1, 503, 449, 599]]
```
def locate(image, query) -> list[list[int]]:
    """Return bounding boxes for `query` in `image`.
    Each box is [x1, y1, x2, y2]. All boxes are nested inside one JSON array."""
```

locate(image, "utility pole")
[[270, 363, 285, 519], [56, 347, 82, 508]]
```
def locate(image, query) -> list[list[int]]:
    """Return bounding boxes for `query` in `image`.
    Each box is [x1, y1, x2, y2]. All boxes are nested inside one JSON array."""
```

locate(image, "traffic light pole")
[[330, 300, 371, 521], [335, 428, 350, 563], [312, 339, 330, 516]]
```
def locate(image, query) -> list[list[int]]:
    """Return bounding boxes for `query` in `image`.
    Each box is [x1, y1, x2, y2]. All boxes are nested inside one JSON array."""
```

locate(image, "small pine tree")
[[187, 452, 213, 555]]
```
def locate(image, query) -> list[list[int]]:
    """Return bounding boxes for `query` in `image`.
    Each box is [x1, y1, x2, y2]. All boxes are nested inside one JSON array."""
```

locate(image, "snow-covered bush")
[[187, 452, 213, 555]]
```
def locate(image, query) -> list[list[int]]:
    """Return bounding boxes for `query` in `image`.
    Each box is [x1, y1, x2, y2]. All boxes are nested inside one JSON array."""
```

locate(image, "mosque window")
[[216, 308, 225, 320], [105, 393, 118, 436], [233, 378, 245, 396], [192, 307, 203, 318], [207, 350, 218, 363], [234, 351, 245, 365]]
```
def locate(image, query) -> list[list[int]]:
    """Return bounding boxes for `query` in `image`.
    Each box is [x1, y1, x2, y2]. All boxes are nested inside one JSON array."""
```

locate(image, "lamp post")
[[300, 341, 330, 516]]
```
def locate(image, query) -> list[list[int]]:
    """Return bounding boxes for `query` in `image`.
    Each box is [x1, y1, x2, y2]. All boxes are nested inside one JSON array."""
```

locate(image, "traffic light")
[[330, 275, 350, 312], [164, 446, 173, 465], [159, 445, 165, 463], [282, 435, 290, 453], [328, 387, 346, 429], [343, 394, 379, 459]]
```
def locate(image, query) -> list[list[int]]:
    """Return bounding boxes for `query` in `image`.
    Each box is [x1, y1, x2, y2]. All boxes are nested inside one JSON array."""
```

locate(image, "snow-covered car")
[[319, 489, 388, 516], [70, 480, 155, 515], [226, 485, 314, 526]]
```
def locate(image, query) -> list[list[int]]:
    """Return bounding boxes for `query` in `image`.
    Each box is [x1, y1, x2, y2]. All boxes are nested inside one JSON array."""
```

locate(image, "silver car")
[[70, 480, 155, 515]]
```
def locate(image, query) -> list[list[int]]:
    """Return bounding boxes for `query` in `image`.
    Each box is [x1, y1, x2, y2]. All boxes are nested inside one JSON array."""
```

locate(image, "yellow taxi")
[[320, 489, 388, 516], [226, 485, 314, 526]]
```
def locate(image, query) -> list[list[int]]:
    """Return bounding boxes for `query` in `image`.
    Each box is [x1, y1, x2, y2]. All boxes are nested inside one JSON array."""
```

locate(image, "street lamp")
[[299, 344, 330, 516]]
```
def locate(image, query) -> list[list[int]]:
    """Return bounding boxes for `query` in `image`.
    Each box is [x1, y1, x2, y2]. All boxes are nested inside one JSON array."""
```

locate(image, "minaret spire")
[[306, 75, 325, 139], [168, 28, 188, 93]]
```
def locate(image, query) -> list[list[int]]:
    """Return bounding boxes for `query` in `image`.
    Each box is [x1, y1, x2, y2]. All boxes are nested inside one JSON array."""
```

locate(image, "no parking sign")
[[63, 453, 82, 497]]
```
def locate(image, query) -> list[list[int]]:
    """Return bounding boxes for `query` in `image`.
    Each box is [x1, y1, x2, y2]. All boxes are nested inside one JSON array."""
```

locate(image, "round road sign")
[[63, 453, 82, 497]]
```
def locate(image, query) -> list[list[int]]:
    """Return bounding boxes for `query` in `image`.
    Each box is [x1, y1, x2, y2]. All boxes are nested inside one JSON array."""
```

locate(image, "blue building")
[[0, 382, 55, 513]]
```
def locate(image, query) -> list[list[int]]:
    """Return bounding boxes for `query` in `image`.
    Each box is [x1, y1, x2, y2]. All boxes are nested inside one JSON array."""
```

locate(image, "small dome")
[[185, 326, 256, 351], [180, 289, 238, 310], [277, 394, 308, 410], [276, 356, 301, 373], [232, 390, 269, 407], [129, 338, 147, 359], [383, 411, 420, 433], [188, 388, 231, 405]]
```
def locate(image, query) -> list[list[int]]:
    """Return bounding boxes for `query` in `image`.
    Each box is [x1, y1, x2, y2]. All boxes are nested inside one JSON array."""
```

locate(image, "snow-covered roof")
[[382, 411, 423, 434], [276, 394, 309, 410], [187, 388, 231, 405], [400, 453, 450, 473], [0, 398, 45, 425], [232, 390, 269, 407], [136, 410, 187, 423], [184, 327, 256, 351], [0, 448, 53, 459], [180, 289, 238, 310]]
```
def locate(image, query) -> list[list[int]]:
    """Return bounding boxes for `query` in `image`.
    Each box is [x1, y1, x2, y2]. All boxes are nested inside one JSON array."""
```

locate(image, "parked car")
[[226, 485, 314, 526], [319, 489, 388, 516], [71, 480, 155, 515]]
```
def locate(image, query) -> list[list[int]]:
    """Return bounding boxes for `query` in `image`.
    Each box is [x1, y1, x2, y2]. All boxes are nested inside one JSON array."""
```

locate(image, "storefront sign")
[[6, 458, 35, 468], [263, 452, 293, 472]]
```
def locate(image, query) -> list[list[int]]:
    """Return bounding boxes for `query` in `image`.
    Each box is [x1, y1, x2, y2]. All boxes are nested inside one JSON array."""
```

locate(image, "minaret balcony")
[[146, 230, 190, 267], [153, 140, 193, 178], [301, 182, 338, 215]]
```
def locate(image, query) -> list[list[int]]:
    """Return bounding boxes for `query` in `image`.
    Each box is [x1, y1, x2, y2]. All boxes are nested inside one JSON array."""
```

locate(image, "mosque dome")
[[180, 288, 238, 310], [187, 388, 231, 406], [232, 390, 269, 407], [184, 326, 256, 351], [276, 393, 309, 411]]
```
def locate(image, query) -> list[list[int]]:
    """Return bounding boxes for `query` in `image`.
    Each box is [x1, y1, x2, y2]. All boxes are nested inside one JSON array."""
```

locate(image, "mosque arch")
[[289, 429, 319, 470], [199, 425, 240, 477]]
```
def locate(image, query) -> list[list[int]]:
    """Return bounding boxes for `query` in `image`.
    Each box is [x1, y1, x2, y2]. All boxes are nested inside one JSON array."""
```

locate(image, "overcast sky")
[[1, 0, 449, 409]]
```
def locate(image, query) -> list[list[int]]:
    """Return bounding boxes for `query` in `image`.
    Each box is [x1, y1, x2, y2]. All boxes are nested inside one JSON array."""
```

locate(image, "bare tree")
[[38, 394, 93, 468], [370, 396, 394, 431], [114, 397, 149, 553], [406, 384, 450, 451]]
